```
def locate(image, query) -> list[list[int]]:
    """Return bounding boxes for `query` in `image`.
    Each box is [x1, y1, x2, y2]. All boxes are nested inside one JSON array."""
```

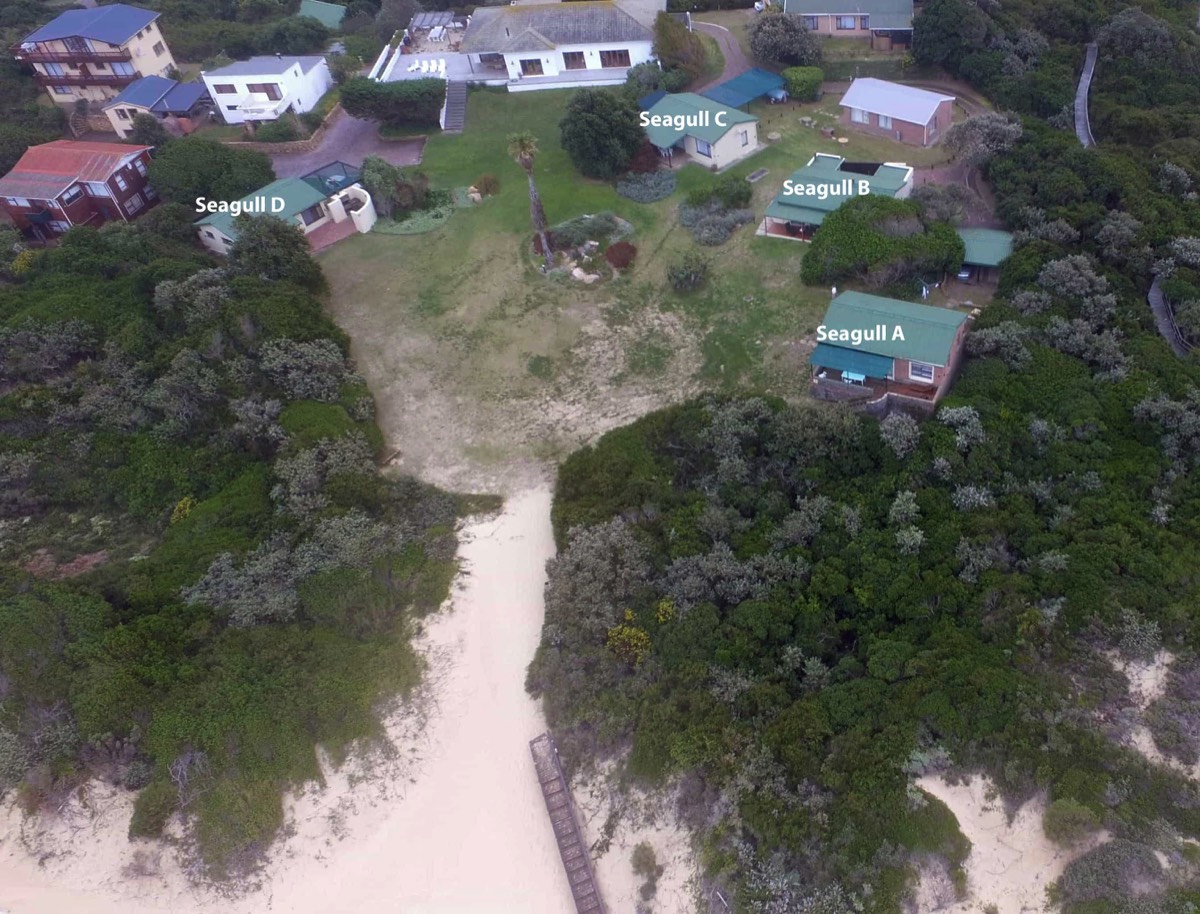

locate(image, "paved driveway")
[[694, 21, 752, 92], [269, 111, 426, 177]]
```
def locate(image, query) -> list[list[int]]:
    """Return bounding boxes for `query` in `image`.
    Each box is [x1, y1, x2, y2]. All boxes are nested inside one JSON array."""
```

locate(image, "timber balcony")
[[33, 71, 138, 87], [11, 45, 132, 64]]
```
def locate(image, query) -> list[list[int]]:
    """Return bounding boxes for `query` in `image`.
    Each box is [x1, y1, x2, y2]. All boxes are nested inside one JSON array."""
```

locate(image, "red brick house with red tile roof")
[[0, 139, 157, 240]]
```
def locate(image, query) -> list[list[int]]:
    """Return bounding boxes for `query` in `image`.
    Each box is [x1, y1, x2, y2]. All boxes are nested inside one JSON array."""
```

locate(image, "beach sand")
[[916, 775, 1107, 914], [0, 489, 598, 914]]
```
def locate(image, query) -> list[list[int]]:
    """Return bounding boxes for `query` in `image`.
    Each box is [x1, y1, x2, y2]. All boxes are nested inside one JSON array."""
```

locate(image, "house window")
[[598, 49, 631, 67], [49, 220, 70, 232], [850, 107, 869, 124], [299, 204, 324, 226], [205, 230, 215, 238], [226, 104, 238, 111], [114, 174, 128, 191], [214, 84, 237, 94], [247, 83, 283, 100], [85, 182, 110, 197], [144, 186, 157, 200], [43, 62, 66, 76], [695, 138, 712, 158], [878, 114, 892, 129], [61, 185, 83, 204], [803, 15, 818, 29], [5, 197, 29, 207], [53, 86, 73, 95], [562, 51, 585, 70], [153, 41, 165, 56], [123, 193, 143, 215], [930, 114, 939, 130], [909, 361, 936, 382], [519, 58, 543, 76], [739, 129, 749, 147], [134, 159, 147, 176], [837, 16, 856, 29], [137, 29, 144, 39], [115, 108, 131, 120], [860, 15, 869, 28], [113, 62, 135, 75]]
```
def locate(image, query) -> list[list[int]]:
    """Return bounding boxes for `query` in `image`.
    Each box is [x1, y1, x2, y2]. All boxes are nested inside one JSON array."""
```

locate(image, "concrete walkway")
[[1148, 275, 1193, 356], [694, 21, 751, 91], [1074, 41, 1098, 148], [269, 112, 425, 178]]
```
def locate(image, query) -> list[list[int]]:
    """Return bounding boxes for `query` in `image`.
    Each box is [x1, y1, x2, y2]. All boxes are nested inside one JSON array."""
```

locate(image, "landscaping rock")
[[767, 132, 782, 141], [582, 240, 600, 255]]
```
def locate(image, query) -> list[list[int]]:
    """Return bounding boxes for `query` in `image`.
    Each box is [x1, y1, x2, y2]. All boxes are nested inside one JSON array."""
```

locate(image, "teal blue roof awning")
[[811, 343, 893, 377]]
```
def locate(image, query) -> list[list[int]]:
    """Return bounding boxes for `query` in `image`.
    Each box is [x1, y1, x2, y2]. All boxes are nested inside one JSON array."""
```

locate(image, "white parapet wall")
[[368, 44, 392, 80]]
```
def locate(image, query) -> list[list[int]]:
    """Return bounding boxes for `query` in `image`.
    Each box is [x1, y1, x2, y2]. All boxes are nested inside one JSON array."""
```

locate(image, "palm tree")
[[507, 132, 552, 267]]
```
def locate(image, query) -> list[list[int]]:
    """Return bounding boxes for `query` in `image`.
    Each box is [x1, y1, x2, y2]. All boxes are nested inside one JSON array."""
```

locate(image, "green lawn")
[[316, 86, 943, 479]]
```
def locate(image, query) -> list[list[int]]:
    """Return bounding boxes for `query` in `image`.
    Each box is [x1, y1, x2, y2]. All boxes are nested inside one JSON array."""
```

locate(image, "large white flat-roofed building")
[[458, 1, 653, 91], [201, 55, 333, 125]]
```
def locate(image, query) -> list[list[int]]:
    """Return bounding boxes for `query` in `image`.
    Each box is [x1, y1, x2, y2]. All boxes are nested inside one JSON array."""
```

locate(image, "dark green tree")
[[129, 113, 172, 148], [748, 12, 821, 68], [652, 12, 707, 82], [912, 0, 990, 71], [227, 214, 325, 290], [559, 89, 643, 180], [148, 138, 275, 205]]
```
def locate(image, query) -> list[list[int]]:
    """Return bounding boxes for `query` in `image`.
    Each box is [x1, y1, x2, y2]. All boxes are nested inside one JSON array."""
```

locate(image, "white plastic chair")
[[407, 60, 419, 72], [437, 59, 447, 76], [420, 59, 430, 74]]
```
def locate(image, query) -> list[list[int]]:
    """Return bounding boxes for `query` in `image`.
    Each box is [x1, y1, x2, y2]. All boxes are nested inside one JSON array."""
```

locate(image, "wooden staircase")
[[530, 732, 605, 914], [442, 81, 467, 134]]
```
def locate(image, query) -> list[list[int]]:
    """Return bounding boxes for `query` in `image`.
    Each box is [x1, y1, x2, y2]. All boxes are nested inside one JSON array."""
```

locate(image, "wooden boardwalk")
[[1074, 42, 1098, 148], [529, 732, 605, 914]]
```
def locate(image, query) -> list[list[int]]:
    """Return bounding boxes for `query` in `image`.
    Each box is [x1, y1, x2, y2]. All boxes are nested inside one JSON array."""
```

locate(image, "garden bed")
[[371, 187, 475, 235]]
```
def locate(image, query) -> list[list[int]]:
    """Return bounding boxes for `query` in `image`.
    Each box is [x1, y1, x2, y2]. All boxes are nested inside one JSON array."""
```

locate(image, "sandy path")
[[0, 490, 576, 914]]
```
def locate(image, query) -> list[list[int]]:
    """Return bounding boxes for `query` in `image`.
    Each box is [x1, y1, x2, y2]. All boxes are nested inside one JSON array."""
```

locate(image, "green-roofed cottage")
[[780, 0, 913, 50], [642, 93, 760, 170], [810, 291, 971, 404], [196, 161, 376, 254], [956, 227, 1014, 281], [297, 0, 346, 29], [761, 153, 913, 240]]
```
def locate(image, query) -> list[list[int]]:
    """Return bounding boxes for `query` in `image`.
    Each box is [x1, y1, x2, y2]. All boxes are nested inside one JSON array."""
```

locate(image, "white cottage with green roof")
[[196, 161, 375, 254], [641, 93, 760, 170], [810, 291, 970, 404], [761, 152, 912, 240]]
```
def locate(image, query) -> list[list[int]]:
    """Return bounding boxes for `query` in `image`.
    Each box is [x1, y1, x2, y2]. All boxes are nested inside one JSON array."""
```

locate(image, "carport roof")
[[956, 227, 1013, 267]]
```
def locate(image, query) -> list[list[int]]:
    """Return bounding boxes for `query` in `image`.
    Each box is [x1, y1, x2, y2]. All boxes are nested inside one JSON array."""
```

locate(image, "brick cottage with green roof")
[[196, 161, 376, 255], [641, 93, 760, 170], [810, 291, 971, 404], [780, 0, 913, 49], [760, 152, 913, 240]]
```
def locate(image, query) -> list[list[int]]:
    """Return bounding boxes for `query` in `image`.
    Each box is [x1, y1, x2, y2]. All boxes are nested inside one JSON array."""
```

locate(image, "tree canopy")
[[147, 137, 275, 205], [748, 12, 821, 68], [559, 89, 644, 180]]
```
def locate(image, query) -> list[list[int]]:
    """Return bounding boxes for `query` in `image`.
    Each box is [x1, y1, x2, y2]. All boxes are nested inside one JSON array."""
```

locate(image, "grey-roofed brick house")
[[459, 1, 654, 91], [839, 78, 955, 147]]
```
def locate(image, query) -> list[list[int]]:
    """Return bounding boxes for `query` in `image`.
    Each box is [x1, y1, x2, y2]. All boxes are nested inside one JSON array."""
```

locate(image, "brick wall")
[[219, 104, 345, 154], [839, 108, 930, 146]]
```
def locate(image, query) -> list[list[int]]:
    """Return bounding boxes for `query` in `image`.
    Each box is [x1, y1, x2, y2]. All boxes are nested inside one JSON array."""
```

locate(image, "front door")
[[519, 58, 543, 76]]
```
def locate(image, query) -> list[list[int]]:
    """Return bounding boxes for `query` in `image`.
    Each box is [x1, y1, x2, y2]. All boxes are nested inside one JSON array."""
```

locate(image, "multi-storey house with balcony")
[[11, 4, 177, 105], [0, 140, 157, 241]]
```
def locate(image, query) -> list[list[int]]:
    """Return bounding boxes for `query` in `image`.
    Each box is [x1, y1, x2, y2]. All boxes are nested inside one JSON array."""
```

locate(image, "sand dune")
[[0, 490, 603, 914]]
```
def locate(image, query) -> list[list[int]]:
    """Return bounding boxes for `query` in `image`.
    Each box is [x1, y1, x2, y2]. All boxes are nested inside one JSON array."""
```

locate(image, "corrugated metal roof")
[[643, 93, 756, 147], [155, 81, 209, 113], [810, 342, 894, 377], [297, 0, 346, 28], [203, 55, 326, 78], [0, 140, 150, 200], [839, 78, 954, 126], [460, 2, 651, 54], [765, 153, 910, 223], [956, 227, 1013, 267], [817, 291, 967, 365], [104, 75, 174, 110], [196, 173, 333, 239], [781, 0, 913, 30], [22, 4, 159, 46], [701, 68, 785, 108]]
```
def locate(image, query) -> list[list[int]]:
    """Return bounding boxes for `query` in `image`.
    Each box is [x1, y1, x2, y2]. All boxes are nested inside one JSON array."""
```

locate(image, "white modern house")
[[458, 1, 653, 91], [201, 54, 332, 124]]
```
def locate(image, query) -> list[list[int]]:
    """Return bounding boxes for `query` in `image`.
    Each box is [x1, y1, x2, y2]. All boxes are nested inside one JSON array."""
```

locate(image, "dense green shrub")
[[617, 170, 677, 203], [340, 77, 445, 128], [253, 116, 302, 143], [559, 89, 644, 180], [800, 195, 965, 286], [666, 252, 710, 292], [550, 213, 621, 248], [782, 65, 823, 101], [129, 780, 178, 838], [1043, 798, 1100, 846]]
